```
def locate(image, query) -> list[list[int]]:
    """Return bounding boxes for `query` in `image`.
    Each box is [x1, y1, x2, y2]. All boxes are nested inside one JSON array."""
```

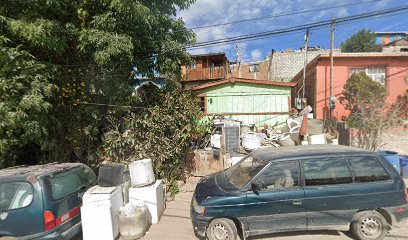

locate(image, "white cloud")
[[250, 49, 263, 61], [178, 0, 398, 61]]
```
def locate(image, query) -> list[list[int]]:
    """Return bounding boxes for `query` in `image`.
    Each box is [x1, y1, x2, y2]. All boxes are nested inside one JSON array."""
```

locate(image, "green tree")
[[0, 0, 196, 166], [340, 29, 381, 53], [0, 39, 58, 167], [340, 72, 403, 151], [102, 84, 202, 192]]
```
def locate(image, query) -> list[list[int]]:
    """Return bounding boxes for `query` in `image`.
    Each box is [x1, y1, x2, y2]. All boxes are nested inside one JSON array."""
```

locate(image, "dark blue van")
[[0, 163, 96, 239], [191, 145, 408, 240]]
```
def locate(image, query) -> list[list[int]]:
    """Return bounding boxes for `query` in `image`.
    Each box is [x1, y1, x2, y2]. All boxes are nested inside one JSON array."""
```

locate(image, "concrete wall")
[[269, 50, 329, 82], [314, 56, 408, 120]]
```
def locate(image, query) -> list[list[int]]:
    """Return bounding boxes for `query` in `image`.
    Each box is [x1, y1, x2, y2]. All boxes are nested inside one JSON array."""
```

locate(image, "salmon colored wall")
[[315, 57, 408, 120]]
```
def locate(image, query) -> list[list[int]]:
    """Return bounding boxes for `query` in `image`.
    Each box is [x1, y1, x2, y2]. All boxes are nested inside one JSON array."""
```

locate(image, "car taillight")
[[55, 206, 81, 226], [43, 210, 56, 231]]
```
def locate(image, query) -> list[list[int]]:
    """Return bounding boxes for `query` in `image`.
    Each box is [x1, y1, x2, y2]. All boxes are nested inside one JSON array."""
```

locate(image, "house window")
[[200, 97, 206, 113], [401, 48, 408, 52], [350, 66, 386, 85], [249, 64, 260, 73]]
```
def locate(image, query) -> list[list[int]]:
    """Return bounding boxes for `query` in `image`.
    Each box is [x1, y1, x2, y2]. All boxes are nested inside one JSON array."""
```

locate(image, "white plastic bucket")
[[129, 159, 155, 187], [119, 201, 147, 240]]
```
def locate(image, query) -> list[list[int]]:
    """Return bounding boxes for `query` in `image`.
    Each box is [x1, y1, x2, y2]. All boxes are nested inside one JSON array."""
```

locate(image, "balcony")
[[185, 66, 226, 81]]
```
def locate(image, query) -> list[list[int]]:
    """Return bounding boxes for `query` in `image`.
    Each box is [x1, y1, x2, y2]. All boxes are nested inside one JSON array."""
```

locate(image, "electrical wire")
[[186, 0, 383, 31], [187, 5, 408, 49]]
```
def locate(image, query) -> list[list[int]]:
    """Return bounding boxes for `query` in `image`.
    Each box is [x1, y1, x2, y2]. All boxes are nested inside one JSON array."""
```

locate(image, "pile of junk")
[[81, 159, 165, 240], [239, 105, 340, 152], [192, 105, 341, 174]]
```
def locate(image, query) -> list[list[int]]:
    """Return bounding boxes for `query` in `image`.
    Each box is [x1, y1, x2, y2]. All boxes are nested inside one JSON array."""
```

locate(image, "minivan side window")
[[348, 157, 390, 183], [0, 181, 33, 211], [303, 158, 352, 186], [256, 161, 299, 190]]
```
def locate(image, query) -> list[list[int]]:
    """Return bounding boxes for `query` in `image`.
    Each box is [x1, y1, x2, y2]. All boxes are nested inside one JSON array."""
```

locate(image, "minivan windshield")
[[225, 155, 267, 189]]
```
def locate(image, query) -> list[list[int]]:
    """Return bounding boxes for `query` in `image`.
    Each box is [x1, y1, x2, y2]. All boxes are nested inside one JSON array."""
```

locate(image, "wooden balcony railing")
[[185, 67, 225, 80]]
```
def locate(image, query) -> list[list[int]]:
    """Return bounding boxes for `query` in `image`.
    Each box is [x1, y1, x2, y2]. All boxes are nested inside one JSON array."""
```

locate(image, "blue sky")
[[177, 0, 408, 62]]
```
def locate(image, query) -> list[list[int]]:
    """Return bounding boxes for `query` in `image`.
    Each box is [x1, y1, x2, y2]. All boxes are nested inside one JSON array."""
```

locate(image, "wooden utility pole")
[[329, 17, 335, 117], [302, 29, 310, 99]]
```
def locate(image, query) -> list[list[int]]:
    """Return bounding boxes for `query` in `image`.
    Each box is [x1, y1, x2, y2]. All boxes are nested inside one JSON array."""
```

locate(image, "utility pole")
[[329, 17, 335, 117], [302, 29, 310, 99]]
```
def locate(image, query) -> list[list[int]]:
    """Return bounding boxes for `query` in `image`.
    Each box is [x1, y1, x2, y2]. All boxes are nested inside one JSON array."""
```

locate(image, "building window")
[[401, 48, 408, 52], [350, 67, 386, 85], [249, 64, 260, 73], [200, 97, 206, 113]]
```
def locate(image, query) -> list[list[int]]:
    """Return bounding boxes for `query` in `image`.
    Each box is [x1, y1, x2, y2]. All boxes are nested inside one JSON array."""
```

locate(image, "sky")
[[177, 0, 408, 62]]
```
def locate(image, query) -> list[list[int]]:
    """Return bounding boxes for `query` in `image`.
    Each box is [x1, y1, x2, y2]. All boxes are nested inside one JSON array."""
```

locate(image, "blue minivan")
[[191, 145, 408, 240], [0, 163, 96, 239]]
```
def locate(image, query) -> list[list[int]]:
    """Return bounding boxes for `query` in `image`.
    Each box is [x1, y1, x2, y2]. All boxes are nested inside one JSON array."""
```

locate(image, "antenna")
[[235, 44, 241, 63]]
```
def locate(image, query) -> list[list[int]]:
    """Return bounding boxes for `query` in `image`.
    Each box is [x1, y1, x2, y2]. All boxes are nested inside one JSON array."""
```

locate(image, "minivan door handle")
[[293, 199, 302, 205]]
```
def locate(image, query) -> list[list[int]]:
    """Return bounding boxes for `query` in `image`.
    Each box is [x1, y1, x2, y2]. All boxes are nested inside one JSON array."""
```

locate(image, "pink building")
[[291, 53, 408, 120]]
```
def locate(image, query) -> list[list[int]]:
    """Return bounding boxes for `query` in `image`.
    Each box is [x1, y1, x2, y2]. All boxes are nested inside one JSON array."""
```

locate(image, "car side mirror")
[[251, 181, 261, 192]]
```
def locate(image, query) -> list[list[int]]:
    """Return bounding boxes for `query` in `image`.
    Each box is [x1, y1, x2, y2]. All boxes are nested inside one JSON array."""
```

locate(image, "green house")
[[191, 77, 296, 127]]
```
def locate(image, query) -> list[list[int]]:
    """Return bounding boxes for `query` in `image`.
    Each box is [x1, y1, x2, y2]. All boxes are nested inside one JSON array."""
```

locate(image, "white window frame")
[[249, 64, 260, 73], [350, 66, 386, 85]]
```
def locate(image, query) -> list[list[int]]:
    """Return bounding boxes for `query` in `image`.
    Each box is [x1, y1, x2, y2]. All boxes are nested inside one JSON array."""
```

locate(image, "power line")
[[186, 10, 408, 52], [187, 0, 383, 31], [186, 5, 408, 49]]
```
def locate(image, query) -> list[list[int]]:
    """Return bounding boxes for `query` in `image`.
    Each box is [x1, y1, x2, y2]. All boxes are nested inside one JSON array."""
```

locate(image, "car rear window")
[[46, 166, 96, 201], [348, 157, 390, 182], [0, 181, 33, 211], [303, 158, 352, 186]]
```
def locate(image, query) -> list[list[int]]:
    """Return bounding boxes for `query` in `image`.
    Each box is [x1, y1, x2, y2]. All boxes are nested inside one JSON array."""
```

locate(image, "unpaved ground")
[[141, 177, 408, 240]]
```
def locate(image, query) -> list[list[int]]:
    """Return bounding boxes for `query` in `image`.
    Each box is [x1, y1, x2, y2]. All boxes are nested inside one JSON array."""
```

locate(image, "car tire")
[[206, 218, 238, 240], [350, 211, 388, 240]]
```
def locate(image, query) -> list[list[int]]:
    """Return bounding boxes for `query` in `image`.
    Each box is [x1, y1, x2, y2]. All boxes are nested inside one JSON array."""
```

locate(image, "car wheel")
[[350, 211, 388, 240], [206, 218, 238, 240]]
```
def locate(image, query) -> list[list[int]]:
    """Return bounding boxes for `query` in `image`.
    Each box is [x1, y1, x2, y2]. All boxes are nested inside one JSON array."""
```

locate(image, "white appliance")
[[81, 186, 124, 240], [129, 159, 155, 187], [129, 180, 165, 224]]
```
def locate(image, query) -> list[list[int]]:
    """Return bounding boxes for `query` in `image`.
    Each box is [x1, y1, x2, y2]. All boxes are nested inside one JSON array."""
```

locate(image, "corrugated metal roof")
[[319, 52, 408, 58], [191, 77, 296, 90], [375, 32, 408, 35]]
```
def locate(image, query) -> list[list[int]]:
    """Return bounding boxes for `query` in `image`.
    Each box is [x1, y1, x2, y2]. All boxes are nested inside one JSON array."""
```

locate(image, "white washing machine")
[[81, 186, 123, 240], [129, 180, 165, 224]]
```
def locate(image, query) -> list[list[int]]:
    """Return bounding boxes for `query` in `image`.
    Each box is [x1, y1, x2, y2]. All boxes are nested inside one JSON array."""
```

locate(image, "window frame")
[[346, 156, 391, 184], [301, 157, 354, 187], [249, 64, 260, 73], [349, 65, 387, 86], [0, 180, 35, 212], [249, 160, 301, 192], [197, 94, 207, 114], [44, 166, 96, 202]]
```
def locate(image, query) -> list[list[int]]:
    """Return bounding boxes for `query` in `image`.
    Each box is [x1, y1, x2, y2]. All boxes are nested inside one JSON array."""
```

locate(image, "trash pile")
[[240, 106, 339, 151], [206, 106, 339, 155], [81, 159, 165, 240]]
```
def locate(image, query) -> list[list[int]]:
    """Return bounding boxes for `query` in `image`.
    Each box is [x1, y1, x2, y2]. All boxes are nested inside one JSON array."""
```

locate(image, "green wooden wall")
[[198, 82, 292, 127]]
